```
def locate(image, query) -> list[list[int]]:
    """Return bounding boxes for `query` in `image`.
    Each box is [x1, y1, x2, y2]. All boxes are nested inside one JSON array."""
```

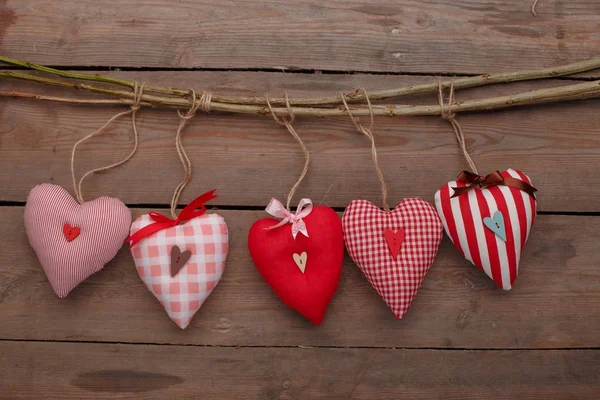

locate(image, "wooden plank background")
[[1, 207, 599, 349], [1, 72, 599, 211], [1, 1, 599, 399], [1, 0, 600, 75], [2, 343, 599, 399]]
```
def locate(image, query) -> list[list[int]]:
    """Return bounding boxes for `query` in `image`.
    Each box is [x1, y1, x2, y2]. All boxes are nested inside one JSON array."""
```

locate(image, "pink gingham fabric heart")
[[24, 183, 131, 298], [130, 213, 228, 329], [342, 199, 443, 319]]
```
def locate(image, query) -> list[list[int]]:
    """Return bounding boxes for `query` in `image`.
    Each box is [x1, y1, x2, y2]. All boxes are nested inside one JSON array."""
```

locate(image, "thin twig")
[[1, 55, 600, 106], [0, 91, 149, 106]]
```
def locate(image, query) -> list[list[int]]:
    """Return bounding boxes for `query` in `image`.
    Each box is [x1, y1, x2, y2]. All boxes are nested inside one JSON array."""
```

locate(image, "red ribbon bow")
[[125, 189, 217, 248], [451, 170, 537, 199]]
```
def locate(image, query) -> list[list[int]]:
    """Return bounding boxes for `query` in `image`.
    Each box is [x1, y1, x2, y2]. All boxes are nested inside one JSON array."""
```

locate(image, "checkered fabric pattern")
[[130, 213, 228, 329], [342, 199, 443, 319]]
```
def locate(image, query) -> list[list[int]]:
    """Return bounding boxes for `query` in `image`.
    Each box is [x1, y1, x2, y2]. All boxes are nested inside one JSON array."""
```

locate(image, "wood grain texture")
[[1, 71, 599, 212], [1, 207, 598, 349], [1, 1, 600, 75], [2, 1, 599, 397], [1, 341, 599, 400]]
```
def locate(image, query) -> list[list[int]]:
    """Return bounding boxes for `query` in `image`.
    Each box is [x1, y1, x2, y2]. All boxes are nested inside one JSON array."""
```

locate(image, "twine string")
[[437, 80, 478, 174], [341, 88, 390, 212], [531, 0, 540, 16], [169, 90, 212, 218], [266, 92, 310, 211], [71, 82, 145, 204]]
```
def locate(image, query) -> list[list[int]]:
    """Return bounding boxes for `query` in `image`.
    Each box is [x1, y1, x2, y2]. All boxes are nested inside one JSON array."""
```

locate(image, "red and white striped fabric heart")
[[129, 210, 228, 329], [342, 199, 443, 319], [24, 183, 131, 297], [434, 169, 537, 290]]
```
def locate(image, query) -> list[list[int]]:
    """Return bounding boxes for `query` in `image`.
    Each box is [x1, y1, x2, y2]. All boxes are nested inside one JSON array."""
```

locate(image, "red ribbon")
[[451, 170, 537, 199], [125, 189, 217, 248]]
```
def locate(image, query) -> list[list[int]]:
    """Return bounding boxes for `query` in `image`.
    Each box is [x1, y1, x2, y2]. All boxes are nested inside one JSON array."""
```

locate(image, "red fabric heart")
[[248, 206, 344, 324], [434, 168, 537, 290], [342, 199, 443, 319], [24, 184, 131, 298]]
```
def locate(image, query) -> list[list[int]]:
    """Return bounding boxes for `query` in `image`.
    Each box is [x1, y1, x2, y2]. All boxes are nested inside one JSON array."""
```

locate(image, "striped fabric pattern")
[[342, 199, 443, 319], [130, 213, 228, 329], [24, 183, 131, 298], [434, 169, 537, 290]]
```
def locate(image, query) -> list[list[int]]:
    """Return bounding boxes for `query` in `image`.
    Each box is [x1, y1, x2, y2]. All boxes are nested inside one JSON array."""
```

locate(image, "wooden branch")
[[1, 79, 599, 117], [1, 55, 600, 106]]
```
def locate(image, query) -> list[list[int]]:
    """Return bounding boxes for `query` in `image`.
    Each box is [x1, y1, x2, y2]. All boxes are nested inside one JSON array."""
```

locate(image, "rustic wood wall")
[[1, 1, 599, 398]]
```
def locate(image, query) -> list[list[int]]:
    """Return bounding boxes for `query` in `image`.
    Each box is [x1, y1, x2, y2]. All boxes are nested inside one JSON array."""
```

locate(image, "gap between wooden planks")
[[1, 71, 599, 212], [1, 342, 599, 399], [1, 1, 600, 76], [0, 207, 598, 349]]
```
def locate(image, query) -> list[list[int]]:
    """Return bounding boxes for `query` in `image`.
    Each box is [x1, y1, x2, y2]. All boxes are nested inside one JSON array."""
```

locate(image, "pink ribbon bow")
[[265, 198, 313, 239]]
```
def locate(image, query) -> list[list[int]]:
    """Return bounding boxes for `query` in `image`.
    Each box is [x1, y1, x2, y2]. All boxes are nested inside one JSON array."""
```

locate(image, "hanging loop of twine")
[[531, 0, 540, 16], [266, 92, 309, 211], [70, 82, 145, 204], [341, 88, 390, 212], [169, 90, 212, 218], [437, 80, 478, 174]]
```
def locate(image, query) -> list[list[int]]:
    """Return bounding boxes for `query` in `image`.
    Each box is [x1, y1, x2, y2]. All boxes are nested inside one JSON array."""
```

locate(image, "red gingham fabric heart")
[[342, 198, 443, 319], [24, 183, 131, 298], [130, 213, 228, 329], [434, 168, 537, 290]]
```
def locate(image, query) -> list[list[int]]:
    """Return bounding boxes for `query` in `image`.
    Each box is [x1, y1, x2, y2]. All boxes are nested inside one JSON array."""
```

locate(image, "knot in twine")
[[170, 89, 213, 219], [177, 90, 212, 120], [71, 82, 146, 204], [265, 92, 310, 211], [130, 81, 144, 111], [437, 80, 478, 174], [341, 88, 390, 212]]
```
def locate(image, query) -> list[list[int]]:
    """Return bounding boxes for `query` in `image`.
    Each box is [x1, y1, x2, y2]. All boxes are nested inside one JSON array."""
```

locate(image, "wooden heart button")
[[63, 224, 81, 242], [483, 211, 507, 241], [293, 251, 307, 273], [384, 228, 405, 259], [170, 245, 192, 277]]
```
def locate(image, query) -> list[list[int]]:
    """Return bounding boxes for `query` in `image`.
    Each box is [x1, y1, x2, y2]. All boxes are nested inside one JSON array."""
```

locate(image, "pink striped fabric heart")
[[434, 169, 537, 290], [24, 183, 131, 298], [342, 199, 443, 319], [130, 213, 228, 329]]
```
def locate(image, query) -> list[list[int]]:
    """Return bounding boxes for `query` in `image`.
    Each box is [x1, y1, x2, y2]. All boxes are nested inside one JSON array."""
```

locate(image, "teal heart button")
[[483, 211, 507, 241]]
